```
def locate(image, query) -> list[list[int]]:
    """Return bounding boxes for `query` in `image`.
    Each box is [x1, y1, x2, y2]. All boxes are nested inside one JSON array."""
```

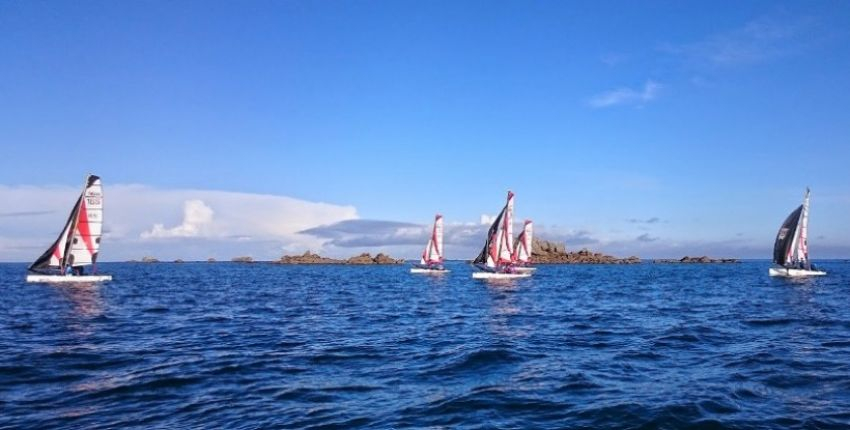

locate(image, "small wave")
[[744, 318, 796, 327], [555, 373, 602, 392], [822, 340, 850, 348], [429, 348, 521, 376]]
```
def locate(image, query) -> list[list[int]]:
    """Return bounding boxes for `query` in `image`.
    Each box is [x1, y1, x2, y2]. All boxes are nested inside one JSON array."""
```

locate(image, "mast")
[[797, 188, 810, 266]]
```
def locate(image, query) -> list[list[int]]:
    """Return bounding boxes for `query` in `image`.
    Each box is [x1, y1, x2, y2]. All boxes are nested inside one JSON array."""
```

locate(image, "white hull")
[[768, 267, 826, 278], [472, 271, 531, 280], [513, 267, 536, 274], [410, 267, 449, 274], [26, 274, 112, 283]]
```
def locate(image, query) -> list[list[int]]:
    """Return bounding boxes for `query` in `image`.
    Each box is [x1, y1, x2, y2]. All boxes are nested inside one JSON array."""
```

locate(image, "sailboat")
[[411, 214, 449, 274], [472, 191, 530, 279], [26, 175, 112, 283], [512, 220, 536, 274], [768, 188, 826, 277]]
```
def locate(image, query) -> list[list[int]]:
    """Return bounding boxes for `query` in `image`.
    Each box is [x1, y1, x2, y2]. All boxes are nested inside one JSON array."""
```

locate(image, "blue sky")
[[1, 1, 849, 261]]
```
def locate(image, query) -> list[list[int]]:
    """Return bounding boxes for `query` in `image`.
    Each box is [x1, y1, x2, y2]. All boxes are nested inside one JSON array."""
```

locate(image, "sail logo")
[[87, 197, 102, 205], [777, 228, 788, 240]]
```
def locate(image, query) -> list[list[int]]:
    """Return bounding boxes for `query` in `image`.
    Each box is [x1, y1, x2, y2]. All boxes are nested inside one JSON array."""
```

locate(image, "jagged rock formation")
[[652, 256, 739, 264], [231, 256, 254, 263], [141, 256, 159, 263], [275, 251, 404, 265], [531, 238, 640, 264]]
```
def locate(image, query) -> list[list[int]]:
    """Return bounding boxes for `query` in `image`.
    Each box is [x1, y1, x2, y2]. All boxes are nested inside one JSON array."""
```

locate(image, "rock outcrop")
[[531, 238, 640, 264], [346, 253, 404, 265], [141, 256, 159, 263], [231, 256, 254, 263], [652, 256, 739, 264], [275, 251, 404, 265]]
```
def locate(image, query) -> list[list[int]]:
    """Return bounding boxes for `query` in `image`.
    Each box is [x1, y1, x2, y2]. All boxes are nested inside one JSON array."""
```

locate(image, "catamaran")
[[472, 191, 530, 279], [512, 220, 536, 274], [411, 214, 449, 274], [768, 188, 826, 278], [26, 175, 112, 283]]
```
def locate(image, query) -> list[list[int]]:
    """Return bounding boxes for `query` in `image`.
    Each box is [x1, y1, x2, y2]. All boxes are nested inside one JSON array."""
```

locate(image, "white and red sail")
[[420, 214, 444, 266], [474, 191, 516, 270], [29, 175, 104, 272], [513, 220, 533, 264]]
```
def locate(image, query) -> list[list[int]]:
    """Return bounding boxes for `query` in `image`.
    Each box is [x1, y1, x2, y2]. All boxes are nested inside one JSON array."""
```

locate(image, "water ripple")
[[2, 261, 850, 428]]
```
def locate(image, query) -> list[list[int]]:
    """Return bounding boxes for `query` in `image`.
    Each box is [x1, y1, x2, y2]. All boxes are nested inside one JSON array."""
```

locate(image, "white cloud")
[[141, 199, 214, 239], [0, 184, 358, 262], [662, 14, 818, 67], [480, 214, 496, 225], [588, 81, 661, 108]]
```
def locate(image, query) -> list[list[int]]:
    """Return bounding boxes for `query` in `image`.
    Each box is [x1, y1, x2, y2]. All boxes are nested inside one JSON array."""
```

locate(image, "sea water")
[[2, 261, 849, 428]]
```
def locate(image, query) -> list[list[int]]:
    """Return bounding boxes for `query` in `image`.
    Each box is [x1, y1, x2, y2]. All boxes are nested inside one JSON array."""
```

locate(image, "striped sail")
[[67, 177, 104, 267], [513, 220, 533, 264], [28, 175, 104, 272], [420, 214, 444, 265]]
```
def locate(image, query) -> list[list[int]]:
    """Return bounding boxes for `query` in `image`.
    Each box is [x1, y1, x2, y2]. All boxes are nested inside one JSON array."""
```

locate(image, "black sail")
[[772, 204, 802, 266], [473, 208, 505, 264]]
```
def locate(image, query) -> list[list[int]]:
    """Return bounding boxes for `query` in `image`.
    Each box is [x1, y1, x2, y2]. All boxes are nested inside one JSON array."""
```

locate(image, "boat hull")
[[26, 274, 112, 283], [768, 267, 826, 278], [410, 268, 450, 274], [472, 271, 531, 280], [513, 267, 536, 274]]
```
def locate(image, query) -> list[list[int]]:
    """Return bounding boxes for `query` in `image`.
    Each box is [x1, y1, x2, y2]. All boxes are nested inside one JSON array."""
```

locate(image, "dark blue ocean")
[[2, 261, 850, 429]]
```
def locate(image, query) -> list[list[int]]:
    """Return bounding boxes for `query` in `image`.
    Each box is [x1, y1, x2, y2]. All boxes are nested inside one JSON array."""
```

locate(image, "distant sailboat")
[[26, 175, 112, 283], [512, 220, 536, 274], [768, 188, 826, 278], [411, 214, 449, 274], [472, 191, 530, 279]]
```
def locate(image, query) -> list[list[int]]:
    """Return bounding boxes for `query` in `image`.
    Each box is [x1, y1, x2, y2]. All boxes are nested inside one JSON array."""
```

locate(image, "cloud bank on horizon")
[[1, 182, 848, 262], [0, 184, 358, 262]]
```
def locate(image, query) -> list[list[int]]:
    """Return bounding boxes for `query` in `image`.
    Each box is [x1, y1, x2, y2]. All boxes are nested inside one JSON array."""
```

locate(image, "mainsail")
[[29, 175, 104, 272], [513, 220, 533, 264], [420, 214, 444, 265], [473, 191, 515, 269], [772, 188, 811, 267]]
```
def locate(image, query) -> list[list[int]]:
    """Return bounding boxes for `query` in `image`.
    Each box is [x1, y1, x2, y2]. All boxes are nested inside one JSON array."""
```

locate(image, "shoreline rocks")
[[531, 239, 640, 264], [652, 256, 739, 264], [275, 251, 404, 265]]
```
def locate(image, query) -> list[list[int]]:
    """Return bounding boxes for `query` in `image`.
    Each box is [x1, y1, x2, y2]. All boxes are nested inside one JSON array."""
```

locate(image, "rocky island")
[[275, 251, 404, 265], [531, 239, 640, 264], [652, 256, 739, 264]]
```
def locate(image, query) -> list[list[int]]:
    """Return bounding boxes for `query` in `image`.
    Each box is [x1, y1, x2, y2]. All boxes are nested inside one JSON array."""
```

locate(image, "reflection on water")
[[56, 284, 105, 319], [486, 280, 528, 338]]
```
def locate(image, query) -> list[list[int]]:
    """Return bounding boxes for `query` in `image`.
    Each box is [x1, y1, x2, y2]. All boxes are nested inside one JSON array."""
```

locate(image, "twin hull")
[[26, 274, 113, 284]]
